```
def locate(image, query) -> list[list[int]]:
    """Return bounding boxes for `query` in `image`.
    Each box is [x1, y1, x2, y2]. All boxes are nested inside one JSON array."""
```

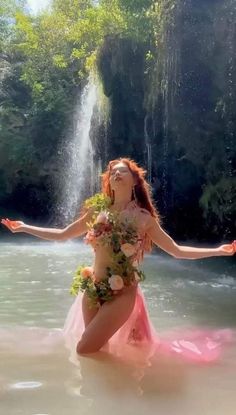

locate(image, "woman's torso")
[[84, 201, 151, 281]]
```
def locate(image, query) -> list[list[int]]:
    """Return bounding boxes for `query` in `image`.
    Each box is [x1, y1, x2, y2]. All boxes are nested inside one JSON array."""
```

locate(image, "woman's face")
[[109, 162, 135, 191]]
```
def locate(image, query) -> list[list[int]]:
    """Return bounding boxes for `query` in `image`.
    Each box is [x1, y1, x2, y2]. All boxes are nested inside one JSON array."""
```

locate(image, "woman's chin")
[[111, 181, 133, 193], [112, 182, 124, 189]]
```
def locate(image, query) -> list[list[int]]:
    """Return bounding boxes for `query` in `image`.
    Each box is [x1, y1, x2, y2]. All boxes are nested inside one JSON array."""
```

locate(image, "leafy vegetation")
[[0, 0, 235, 240]]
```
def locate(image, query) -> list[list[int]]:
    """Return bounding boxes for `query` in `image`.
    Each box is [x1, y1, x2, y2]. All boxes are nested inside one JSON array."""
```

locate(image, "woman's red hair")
[[101, 158, 162, 255]]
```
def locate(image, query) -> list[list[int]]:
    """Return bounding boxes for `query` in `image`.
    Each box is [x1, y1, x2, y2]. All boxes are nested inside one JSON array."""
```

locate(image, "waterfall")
[[225, 1, 236, 179], [161, 7, 180, 213], [144, 115, 152, 183], [161, 27, 171, 213], [224, 0, 236, 237], [56, 79, 99, 224]]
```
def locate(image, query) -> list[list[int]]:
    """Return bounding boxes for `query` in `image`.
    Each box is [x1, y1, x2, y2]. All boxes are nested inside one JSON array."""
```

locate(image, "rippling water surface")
[[0, 241, 235, 415]]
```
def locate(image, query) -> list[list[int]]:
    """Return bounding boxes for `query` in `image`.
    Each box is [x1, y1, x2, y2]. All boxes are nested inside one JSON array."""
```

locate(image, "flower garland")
[[70, 193, 146, 308]]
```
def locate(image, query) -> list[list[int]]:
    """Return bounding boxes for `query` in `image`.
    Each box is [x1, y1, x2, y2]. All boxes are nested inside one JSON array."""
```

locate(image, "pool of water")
[[0, 240, 235, 415]]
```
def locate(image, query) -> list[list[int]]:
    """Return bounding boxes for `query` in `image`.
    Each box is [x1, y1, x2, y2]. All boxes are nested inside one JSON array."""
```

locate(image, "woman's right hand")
[[1, 218, 25, 233]]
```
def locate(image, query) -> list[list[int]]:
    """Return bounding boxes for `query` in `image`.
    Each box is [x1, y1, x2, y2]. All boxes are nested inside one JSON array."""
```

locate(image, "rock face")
[[97, 36, 146, 163], [93, 0, 236, 239]]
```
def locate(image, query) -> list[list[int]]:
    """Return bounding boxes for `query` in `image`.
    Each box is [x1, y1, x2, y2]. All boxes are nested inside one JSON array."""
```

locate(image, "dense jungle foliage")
[[0, 0, 235, 241]]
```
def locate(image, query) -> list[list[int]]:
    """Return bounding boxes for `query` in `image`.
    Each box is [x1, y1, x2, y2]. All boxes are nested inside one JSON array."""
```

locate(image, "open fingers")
[[1, 218, 23, 232], [1, 219, 14, 232]]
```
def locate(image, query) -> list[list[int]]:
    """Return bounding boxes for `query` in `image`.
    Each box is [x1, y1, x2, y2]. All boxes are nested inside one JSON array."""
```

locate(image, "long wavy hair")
[[101, 158, 163, 255]]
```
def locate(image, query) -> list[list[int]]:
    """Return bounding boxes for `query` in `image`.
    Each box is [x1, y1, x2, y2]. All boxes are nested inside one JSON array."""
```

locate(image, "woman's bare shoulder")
[[138, 207, 151, 216], [135, 206, 152, 229]]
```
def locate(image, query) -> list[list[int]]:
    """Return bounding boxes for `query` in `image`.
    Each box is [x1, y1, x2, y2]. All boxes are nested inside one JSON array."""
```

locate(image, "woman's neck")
[[112, 195, 133, 212]]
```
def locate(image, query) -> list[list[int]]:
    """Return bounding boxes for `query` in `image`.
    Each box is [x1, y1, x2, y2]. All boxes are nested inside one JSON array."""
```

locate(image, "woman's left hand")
[[217, 241, 236, 256]]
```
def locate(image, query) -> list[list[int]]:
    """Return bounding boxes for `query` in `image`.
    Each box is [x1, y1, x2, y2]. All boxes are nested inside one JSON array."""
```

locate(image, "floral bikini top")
[[83, 195, 151, 264]]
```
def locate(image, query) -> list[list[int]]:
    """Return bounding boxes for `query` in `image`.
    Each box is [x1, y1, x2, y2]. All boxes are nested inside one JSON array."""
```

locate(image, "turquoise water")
[[0, 241, 235, 415]]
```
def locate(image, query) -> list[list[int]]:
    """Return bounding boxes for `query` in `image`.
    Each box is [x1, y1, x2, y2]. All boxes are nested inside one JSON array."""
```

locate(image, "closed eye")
[[111, 169, 129, 175]]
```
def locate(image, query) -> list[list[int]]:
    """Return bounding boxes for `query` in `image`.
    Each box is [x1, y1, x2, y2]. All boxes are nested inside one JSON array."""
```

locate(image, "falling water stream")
[[144, 115, 152, 183], [158, 4, 180, 212], [56, 79, 98, 224], [225, 2, 235, 179]]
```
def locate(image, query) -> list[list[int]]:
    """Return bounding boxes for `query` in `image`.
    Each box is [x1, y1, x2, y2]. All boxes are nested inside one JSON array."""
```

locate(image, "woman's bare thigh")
[[82, 291, 99, 327], [77, 285, 137, 354]]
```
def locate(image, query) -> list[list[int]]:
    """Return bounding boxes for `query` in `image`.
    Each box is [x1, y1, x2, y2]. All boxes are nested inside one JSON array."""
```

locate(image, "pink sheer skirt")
[[63, 285, 234, 366]]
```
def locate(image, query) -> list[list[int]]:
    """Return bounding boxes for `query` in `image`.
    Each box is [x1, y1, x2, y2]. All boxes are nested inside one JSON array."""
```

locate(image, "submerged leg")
[[77, 285, 137, 355]]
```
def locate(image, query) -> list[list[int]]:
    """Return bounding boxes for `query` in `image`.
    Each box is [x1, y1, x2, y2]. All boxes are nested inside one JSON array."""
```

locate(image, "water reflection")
[[73, 351, 186, 398], [9, 381, 43, 390]]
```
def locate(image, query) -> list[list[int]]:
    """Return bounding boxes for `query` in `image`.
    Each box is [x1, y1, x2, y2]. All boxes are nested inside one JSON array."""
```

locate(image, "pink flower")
[[108, 275, 124, 290], [84, 230, 96, 244], [120, 243, 136, 257], [81, 266, 93, 279], [96, 212, 109, 224]]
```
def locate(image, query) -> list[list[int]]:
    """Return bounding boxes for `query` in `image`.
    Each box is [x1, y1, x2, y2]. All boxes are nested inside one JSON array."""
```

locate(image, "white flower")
[[120, 243, 136, 257], [96, 211, 109, 224], [108, 275, 124, 290]]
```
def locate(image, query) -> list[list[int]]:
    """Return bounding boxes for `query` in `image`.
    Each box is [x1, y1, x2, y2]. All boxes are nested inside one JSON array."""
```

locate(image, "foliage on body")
[[70, 193, 145, 308]]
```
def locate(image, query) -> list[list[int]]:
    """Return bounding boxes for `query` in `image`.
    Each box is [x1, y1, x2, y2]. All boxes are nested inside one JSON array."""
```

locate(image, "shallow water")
[[0, 240, 235, 415]]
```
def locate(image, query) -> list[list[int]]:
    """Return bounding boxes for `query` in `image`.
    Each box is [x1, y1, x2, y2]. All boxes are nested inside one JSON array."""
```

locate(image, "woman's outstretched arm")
[[1, 208, 94, 241], [145, 216, 235, 259]]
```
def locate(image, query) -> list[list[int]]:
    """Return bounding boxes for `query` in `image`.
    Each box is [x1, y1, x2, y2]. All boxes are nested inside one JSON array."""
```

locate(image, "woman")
[[1, 158, 235, 363]]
